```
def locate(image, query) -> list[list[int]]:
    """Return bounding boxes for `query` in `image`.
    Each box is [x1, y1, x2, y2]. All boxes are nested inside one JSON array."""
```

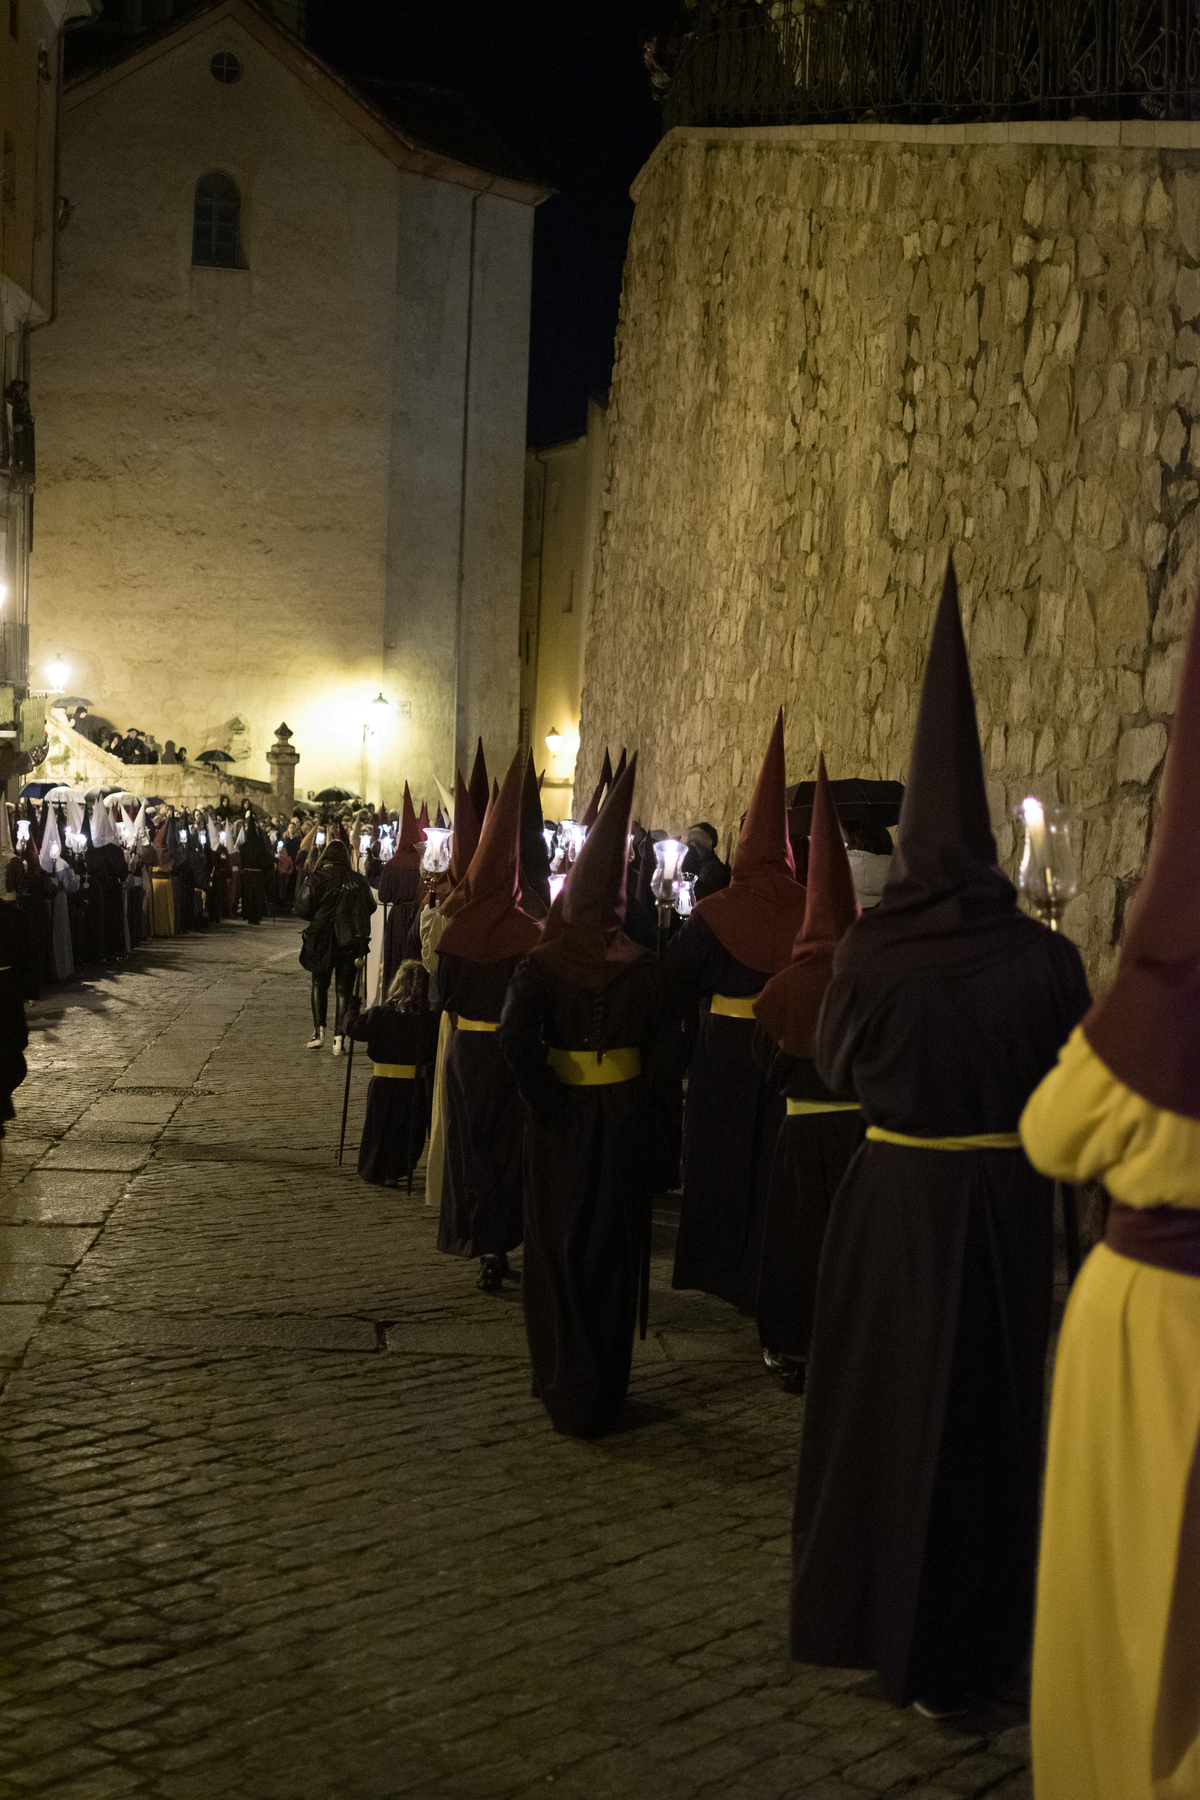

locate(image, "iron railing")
[[660, 1, 1200, 130]]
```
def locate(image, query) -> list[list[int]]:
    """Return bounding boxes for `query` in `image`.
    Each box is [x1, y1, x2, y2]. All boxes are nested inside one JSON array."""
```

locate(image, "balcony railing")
[[659, 0, 1200, 131]]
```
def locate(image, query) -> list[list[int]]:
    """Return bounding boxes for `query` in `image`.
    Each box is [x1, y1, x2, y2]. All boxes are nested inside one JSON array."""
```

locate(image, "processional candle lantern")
[[651, 836, 689, 951], [552, 821, 586, 872], [675, 874, 697, 917], [1014, 796, 1080, 932], [421, 826, 453, 875], [359, 833, 371, 854]]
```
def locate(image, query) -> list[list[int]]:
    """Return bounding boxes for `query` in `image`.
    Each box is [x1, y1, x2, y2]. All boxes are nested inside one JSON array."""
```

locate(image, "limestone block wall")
[[579, 122, 1200, 988]]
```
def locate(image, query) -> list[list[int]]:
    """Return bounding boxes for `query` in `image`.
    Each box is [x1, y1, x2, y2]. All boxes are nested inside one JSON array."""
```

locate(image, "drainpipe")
[[451, 179, 496, 777]]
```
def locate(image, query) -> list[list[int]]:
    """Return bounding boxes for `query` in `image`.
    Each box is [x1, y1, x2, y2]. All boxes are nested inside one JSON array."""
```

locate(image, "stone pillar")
[[267, 722, 300, 812]]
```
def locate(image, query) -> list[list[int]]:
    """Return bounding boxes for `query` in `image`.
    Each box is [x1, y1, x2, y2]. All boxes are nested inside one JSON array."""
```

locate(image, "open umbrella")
[[195, 749, 235, 765], [312, 787, 355, 802], [20, 780, 59, 800], [59, 696, 92, 710]]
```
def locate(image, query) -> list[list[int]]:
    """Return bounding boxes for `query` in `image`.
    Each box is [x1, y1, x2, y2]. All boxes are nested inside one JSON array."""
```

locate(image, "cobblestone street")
[[1, 921, 1035, 1800]]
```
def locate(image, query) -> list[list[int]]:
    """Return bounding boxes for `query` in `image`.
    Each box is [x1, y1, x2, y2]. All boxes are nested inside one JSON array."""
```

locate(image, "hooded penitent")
[[528, 757, 646, 989], [447, 773, 481, 888], [692, 710, 807, 975], [468, 738, 490, 823], [436, 749, 542, 962], [519, 749, 552, 914], [755, 754, 860, 1059], [613, 748, 628, 783], [418, 801, 430, 832], [1084, 579, 1200, 1119], [844, 556, 1013, 957]]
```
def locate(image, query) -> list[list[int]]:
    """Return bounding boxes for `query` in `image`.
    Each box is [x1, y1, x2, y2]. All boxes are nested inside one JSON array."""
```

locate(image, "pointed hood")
[[519, 748, 552, 914], [436, 749, 542, 963], [754, 755, 860, 1057], [393, 783, 422, 869], [448, 773, 481, 886], [1086, 580, 1200, 1118], [39, 808, 62, 874], [837, 554, 1014, 973], [692, 710, 807, 975], [468, 738, 490, 821], [91, 796, 116, 850], [613, 748, 628, 783], [580, 764, 607, 831], [598, 747, 614, 794], [529, 756, 648, 988], [491, 777, 500, 807], [418, 800, 430, 831]]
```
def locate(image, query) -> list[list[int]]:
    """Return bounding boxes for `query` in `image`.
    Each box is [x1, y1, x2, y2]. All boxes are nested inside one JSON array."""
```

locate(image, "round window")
[[210, 51, 242, 84]]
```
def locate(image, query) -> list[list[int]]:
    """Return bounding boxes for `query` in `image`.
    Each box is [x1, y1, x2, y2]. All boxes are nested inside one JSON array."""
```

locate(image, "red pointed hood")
[[1086, 580, 1200, 1118], [519, 747, 551, 916], [418, 801, 429, 831], [448, 772, 481, 886], [754, 754, 860, 1057], [613, 748, 628, 782], [468, 739, 490, 821], [529, 756, 648, 988], [836, 555, 1014, 973], [393, 783, 422, 869], [692, 709, 807, 975], [437, 749, 542, 963]]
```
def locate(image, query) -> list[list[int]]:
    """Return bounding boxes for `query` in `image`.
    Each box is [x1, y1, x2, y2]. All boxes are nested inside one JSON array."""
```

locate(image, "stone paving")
[[1, 920, 1036, 1799]]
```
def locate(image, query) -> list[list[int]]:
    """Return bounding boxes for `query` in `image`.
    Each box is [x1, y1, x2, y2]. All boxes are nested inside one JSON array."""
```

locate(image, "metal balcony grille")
[[660, 1, 1200, 132]]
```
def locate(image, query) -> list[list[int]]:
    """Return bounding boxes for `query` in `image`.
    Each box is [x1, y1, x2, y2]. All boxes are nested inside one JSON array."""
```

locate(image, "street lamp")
[[46, 654, 68, 693], [361, 692, 388, 802], [545, 725, 563, 757]]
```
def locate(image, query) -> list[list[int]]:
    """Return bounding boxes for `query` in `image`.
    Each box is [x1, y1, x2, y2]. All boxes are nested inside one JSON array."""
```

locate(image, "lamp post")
[[46, 655, 68, 694], [361, 691, 388, 804]]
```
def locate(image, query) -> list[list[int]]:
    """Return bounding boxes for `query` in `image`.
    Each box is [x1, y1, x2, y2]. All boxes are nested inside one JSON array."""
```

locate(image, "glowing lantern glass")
[[421, 826, 453, 874], [1014, 797, 1080, 932]]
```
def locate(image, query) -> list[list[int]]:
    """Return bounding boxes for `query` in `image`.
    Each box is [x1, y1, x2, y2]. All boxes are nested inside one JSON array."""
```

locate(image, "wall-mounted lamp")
[[545, 726, 563, 757], [46, 655, 69, 693]]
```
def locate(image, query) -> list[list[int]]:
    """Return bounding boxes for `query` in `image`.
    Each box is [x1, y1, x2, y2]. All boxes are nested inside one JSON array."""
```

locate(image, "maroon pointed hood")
[[836, 554, 1014, 973], [418, 800, 429, 831], [519, 749, 551, 917], [613, 748, 628, 782], [448, 772, 481, 886], [692, 710, 807, 975], [437, 749, 542, 963], [529, 756, 648, 988], [754, 754, 860, 1057], [468, 739, 489, 822], [1086, 580, 1200, 1118]]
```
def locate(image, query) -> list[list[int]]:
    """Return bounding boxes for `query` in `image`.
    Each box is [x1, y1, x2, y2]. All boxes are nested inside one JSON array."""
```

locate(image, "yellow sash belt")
[[787, 1099, 861, 1117], [548, 1046, 642, 1086], [865, 1126, 1023, 1152], [710, 993, 760, 1019], [373, 1063, 416, 1079], [456, 1017, 498, 1033]]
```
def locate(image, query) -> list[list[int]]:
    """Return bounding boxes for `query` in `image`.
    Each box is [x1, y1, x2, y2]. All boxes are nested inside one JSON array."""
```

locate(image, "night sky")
[[306, 0, 669, 448]]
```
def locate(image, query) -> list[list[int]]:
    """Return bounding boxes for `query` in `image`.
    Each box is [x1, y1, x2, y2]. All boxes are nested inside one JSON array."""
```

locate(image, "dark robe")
[[792, 913, 1090, 1705], [433, 951, 525, 1258], [752, 1024, 864, 1361], [378, 860, 420, 993], [343, 1000, 440, 1185], [240, 868, 266, 923], [668, 914, 784, 1310], [499, 953, 676, 1438]]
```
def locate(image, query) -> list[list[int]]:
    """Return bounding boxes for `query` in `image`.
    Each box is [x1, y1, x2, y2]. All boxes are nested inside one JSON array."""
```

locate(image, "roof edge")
[[65, 0, 553, 207]]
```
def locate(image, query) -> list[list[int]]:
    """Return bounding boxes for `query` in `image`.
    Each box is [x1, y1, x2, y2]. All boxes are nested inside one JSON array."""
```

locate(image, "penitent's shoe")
[[331, 1036, 343, 1057], [306, 1028, 325, 1050], [477, 1256, 505, 1293]]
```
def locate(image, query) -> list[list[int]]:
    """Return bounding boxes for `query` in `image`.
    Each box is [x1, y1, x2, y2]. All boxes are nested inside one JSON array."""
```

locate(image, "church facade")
[[28, 0, 547, 802]]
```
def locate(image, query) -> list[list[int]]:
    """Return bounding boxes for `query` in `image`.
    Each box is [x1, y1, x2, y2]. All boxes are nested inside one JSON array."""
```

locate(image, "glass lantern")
[[1013, 797, 1081, 931], [651, 837, 688, 905], [421, 826, 453, 875], [675, 874, 697, 917]]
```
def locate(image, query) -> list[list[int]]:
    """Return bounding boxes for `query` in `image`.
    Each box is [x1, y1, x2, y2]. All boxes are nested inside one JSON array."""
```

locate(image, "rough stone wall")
[[579, 126, 1200, 988]]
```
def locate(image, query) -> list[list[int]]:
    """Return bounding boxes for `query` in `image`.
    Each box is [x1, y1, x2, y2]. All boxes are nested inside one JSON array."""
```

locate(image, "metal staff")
[[337, 957, 366, 1166]]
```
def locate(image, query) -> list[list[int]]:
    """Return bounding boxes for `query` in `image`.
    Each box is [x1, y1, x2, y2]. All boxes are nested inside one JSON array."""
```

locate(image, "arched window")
[[191, 171, 245, 269]]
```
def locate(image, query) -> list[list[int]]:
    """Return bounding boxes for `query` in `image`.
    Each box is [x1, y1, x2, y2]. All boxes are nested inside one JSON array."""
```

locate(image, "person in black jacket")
[[293, 840, 376, 1054], [0, 899, 38, 1164]]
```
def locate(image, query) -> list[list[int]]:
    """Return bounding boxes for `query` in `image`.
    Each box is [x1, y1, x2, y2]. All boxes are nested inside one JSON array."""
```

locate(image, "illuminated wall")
[[28, 6, 537, 809]]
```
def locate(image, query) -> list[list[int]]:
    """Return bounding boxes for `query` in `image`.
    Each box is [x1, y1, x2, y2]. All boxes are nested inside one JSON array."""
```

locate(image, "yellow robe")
[[150, 869, 175, 938], [1020, 1027, 1200, 1800]]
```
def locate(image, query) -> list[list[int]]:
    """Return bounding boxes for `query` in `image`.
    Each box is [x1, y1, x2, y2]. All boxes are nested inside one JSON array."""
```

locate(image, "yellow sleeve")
[[1020, 1026, 1200, 1207]]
